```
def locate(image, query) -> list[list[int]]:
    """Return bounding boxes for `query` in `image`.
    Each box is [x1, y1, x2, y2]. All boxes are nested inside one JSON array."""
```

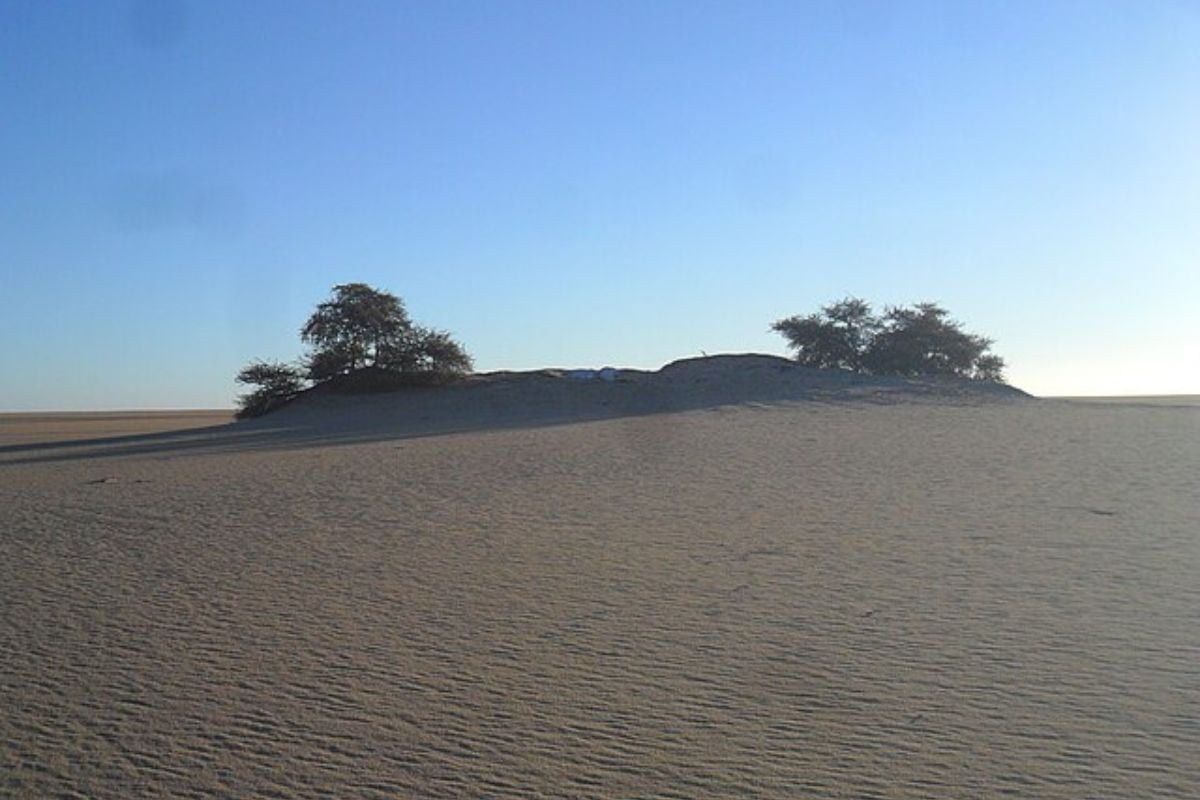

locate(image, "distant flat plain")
[[2, 395, 1197, 797], [0, 410, 233, 446]]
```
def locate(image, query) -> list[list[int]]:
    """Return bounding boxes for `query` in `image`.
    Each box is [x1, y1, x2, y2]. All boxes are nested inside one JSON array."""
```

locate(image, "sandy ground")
[[0, 411, 232, 446], [1, 389, 1197, 798]]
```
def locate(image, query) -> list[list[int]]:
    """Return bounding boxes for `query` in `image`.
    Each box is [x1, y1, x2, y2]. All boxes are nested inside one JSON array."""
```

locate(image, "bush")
[[235, 361, 306, 419]]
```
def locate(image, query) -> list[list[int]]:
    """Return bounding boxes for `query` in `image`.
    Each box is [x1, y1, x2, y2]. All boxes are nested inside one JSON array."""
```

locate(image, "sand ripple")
[[2, 400, 1198, 797]]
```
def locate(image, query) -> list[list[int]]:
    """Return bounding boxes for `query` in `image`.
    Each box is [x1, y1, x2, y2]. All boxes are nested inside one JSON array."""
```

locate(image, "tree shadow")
[[0, 421, 300, 466], [0, 409, 688, 467]]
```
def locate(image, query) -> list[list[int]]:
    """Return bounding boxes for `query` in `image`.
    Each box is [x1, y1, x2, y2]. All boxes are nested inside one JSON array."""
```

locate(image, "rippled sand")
[[2, 398, 1197, 797]]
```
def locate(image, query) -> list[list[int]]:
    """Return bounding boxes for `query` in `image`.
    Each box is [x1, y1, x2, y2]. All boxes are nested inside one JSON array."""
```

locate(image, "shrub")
[[235, 361, 306, 419]]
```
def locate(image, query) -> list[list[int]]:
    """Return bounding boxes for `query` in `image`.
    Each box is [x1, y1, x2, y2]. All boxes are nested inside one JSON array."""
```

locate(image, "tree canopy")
[[235, 283, 472, 418], [773, 298, 1005, 381], [300, 283, 473, 382], [300, 283, 410, 378], [770, 297, 879, 371]]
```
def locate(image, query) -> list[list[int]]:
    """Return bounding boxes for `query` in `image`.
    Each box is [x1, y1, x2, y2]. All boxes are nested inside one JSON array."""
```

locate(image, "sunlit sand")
[[2, 370, 1196, 797]]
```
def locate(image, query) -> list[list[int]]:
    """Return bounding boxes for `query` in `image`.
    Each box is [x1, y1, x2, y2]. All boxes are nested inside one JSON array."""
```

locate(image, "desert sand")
[[2, 359, 1197, 798], [0, 410, 233, 447]]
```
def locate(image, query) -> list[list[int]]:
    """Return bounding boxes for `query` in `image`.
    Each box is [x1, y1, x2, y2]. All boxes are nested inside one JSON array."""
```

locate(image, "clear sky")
[[2, 0, 1197, 410]]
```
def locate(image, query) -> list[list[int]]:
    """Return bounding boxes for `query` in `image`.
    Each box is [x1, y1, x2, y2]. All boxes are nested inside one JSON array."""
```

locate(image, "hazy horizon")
[[3, 1, 1198, 410]]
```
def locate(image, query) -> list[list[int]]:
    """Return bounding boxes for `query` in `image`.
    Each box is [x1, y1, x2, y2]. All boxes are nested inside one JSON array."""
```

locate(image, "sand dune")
[[268, 354, 1030, 437], [2, 365, 1196, 798]]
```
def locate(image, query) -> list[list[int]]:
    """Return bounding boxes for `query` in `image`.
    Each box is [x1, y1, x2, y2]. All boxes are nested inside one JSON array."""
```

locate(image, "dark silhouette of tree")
[[378, 326, 474, 375], [235, 361, 305, 419], [235, 283, 473, 417], [301, 283, 412, 377], [862, 302, 995, 378], [774, 298, 1005, 381], [771, 296, 879, 370], [301, 283, 472, 383]]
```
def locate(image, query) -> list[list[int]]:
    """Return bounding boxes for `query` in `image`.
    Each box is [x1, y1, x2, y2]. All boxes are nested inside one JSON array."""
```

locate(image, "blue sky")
[[2, 0, 1197, 409]]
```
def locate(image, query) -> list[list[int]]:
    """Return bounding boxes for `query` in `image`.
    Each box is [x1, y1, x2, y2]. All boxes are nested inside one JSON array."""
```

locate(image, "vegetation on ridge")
[[236, 283, 472, 418], [236, 289, 1009, 420], [772, 298, 1005, 381]]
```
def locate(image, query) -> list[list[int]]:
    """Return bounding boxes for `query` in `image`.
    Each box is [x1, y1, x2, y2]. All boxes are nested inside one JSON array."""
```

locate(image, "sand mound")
[[0, 356, 1027, 465], [253, 354, 1029, 438]]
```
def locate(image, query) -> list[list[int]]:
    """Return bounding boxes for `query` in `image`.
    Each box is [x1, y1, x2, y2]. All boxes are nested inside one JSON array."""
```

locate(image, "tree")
[[235, 361, 306, 419], [300, 283, 472, 382], [235, 283, 473, 417], [377, 326, 474, 376], [773, 298, 1006, 381], [771, 296, 879, 370], [301, 283, 411, 377], [862, 303, 994, 378]]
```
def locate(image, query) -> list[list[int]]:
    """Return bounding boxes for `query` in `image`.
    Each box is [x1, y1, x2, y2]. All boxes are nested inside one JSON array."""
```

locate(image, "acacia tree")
[[301, 283, 412, 379], [862, 303, 997, 378], [300, 283, 473, 382], [235, 283, 473, 417], [770, 297, 879, 370], [377, 326, 474, 375], [773, 298, 1005, 381]]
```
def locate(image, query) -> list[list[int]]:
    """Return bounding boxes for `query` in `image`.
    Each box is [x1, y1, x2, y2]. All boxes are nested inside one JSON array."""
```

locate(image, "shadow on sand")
[[0, 411, 668, 466], [0, 357, 1031, 467]]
